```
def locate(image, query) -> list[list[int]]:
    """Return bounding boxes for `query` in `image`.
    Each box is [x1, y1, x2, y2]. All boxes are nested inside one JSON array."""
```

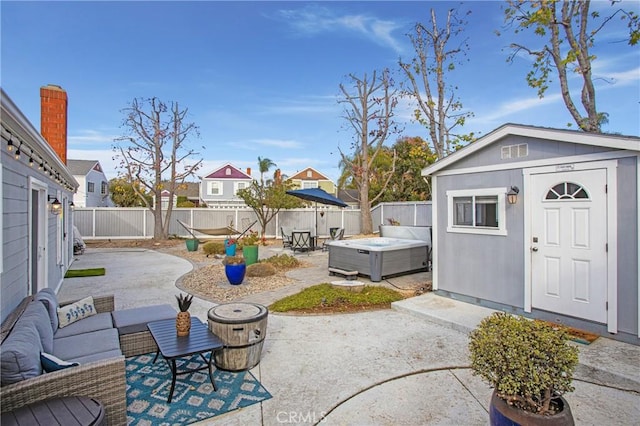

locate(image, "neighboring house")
[[174, 182, 201, 206], [67, 159, 113, 207], [288, 167, 336, 194], [423, 123, 639, 344], [337, 188, 360, 209], [1, 85, 78, 323], [200, 163, 253, 208], [152, 182, 201, 209]]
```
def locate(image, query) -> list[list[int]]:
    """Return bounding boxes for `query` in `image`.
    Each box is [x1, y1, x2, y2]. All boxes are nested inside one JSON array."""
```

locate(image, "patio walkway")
[[60, 247, 640, 425]]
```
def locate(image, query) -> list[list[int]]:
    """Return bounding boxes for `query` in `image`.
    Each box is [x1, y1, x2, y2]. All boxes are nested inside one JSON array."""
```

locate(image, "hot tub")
[[327, 237, 429, 282]]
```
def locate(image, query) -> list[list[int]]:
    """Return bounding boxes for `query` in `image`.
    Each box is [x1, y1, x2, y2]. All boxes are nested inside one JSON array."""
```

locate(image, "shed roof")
[[422, 123, 640, 176], [203, 163, 252, 179]]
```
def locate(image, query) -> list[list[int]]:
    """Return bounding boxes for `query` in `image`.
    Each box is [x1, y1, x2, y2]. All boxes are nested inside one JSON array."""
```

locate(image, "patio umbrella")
[[286, 188, 348, 237]]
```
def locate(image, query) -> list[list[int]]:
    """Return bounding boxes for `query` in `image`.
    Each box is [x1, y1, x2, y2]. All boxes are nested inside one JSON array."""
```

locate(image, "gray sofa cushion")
[[17, 302, 54, 354], [68, 350, 123, 364], [111, 304, 176, 335], [34, 288, 59, 331], [53, 328, 121, 361], [53, 312, 114, 339], [0, 324, 43, 385]]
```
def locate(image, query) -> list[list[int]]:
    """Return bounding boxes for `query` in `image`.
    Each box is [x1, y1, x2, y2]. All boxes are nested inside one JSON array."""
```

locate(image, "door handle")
[[531, 247, 538, 252]]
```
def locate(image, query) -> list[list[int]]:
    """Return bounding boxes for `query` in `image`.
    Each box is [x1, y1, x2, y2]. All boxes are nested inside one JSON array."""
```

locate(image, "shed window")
[[447, 188, 507, 236], [545, 182, 589, 200]]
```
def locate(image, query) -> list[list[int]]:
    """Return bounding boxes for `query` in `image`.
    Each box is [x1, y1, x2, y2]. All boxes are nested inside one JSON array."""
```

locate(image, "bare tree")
[[502, 0, 640, 133], [399, 7, 474, 159], [338, 69, 401, 234], [114, 97, 203, 239]]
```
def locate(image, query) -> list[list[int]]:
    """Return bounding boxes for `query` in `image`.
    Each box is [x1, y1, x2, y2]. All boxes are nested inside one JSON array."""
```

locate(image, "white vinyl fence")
[[74, 202, 432, 240]]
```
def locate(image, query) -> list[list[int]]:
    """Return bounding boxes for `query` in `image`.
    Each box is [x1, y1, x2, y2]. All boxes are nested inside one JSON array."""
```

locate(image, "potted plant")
[[468, 312, 579, 426], [185, 238, 199, 252], [175, 293, 193, 336], [223, 255, 246, 285], [224, 238, 237, 256], [241, 230, 260, 266]]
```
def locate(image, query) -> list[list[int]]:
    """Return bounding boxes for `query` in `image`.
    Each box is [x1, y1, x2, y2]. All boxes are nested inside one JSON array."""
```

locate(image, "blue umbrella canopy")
[[286, 188, 348, 237], [286, 188, 348, 208]]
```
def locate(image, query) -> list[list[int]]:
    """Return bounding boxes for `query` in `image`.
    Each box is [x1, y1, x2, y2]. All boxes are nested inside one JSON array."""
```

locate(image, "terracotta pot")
[[489, 390, 574, 426]]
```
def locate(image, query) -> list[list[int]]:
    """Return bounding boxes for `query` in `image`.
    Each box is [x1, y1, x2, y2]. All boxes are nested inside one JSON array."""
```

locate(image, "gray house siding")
[[1, 89, 77, 323], [435, 169, 525, 307], [449, 135, 618, 171], [200, 179, 250, 206], [616, 156, 638, 335]]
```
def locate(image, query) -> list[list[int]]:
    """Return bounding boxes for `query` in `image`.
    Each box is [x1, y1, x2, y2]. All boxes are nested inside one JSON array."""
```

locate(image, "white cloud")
[[253, 139, 303, 149], [68, 129, 118, 144], [276, 5, 405, 53]]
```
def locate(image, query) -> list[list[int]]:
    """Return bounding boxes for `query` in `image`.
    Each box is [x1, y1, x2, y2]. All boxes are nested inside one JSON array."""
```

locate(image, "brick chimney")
[[275, 169, 281, 183], [246, 167, 252, 176], [40, 84, 68, 164]]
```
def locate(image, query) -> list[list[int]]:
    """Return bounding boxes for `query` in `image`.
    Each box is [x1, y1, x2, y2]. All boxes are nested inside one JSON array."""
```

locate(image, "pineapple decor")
[[175, 293, 193, 336]]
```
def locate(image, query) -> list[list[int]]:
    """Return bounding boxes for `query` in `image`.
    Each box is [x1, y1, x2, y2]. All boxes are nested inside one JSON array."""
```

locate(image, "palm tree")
[[257, 157, 277, 186]]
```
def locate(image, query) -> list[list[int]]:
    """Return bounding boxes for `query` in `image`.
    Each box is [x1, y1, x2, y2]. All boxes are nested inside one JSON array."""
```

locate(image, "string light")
[[7, 136, 14, 151], [14, 143, 21, 160]]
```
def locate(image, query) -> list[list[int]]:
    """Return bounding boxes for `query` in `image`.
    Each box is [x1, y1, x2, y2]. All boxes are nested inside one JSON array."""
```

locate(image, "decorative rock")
[[331, 280, 365, 293]]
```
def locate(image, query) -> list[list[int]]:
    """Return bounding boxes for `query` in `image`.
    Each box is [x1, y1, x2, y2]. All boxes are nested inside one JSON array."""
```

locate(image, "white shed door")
[[531, 169, 607, 323]]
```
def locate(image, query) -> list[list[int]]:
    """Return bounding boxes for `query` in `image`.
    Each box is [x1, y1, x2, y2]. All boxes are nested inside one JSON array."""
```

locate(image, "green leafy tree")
[[109, 177, 152, 207], [114, 97, 203, 239], [338, 69, 401, 234], [386, 136, 437, 202], [501, 0, 639, 132], [399, 7, 475, 159], [237, 166, 303, 237]]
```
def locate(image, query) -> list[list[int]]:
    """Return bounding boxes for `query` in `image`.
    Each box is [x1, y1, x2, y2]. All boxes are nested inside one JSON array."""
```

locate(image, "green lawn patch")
[[64, 268, 106, 278], [269, 283, 404, 313]]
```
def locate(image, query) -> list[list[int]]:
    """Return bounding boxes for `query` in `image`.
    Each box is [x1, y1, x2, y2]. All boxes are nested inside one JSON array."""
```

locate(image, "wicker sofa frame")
[[0, 294, 128, 425]]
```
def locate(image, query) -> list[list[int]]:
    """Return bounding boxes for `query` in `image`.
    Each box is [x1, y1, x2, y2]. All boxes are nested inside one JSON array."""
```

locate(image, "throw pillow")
[[40, 352, 79, 372], [57, 296, 96, 328]]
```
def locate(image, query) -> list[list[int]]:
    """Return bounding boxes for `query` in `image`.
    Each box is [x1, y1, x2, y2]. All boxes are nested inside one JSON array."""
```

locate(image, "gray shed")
[[422, 123, 639, 345]]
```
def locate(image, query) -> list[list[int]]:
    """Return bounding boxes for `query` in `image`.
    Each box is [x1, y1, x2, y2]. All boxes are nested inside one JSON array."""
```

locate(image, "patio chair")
[[281, 227, 293, 249], [291, 231, 312, 253], [322, 227, 344, 251]]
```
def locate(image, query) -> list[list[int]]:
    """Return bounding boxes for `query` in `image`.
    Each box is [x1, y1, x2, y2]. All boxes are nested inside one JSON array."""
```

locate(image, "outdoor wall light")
[[507, 186, 520, 205], [69, 200, 75, 211], [48, 195, 62, 215]]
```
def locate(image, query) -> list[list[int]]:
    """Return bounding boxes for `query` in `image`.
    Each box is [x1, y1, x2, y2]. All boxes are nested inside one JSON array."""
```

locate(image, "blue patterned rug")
[[126, 353, 271, 425]]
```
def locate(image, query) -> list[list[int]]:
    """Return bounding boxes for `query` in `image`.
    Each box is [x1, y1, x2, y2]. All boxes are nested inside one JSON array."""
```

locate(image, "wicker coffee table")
[[147, 318, 224, 403]]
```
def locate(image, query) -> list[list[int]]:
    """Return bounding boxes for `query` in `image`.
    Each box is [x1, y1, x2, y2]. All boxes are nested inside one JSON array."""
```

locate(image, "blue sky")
[[2, 1, 639, 183]]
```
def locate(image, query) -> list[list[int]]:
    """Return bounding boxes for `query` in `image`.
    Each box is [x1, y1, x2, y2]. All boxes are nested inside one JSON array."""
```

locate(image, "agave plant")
[[175, 293, 193, 312]]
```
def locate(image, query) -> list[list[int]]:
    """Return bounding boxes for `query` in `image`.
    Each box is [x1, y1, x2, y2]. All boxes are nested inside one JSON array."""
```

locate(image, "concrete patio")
[[59, 246, 640, 425]]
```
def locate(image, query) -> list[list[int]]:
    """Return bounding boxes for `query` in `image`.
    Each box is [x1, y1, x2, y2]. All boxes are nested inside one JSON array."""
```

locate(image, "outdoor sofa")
[[0, 289, 176, 425]]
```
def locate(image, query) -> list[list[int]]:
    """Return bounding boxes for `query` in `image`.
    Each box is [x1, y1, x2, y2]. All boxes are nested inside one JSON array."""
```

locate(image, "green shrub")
[[468, 312, 579, 415], [263, 254, 300, 269], [246, 262, 276, 277], [202, 241, 225, 256]]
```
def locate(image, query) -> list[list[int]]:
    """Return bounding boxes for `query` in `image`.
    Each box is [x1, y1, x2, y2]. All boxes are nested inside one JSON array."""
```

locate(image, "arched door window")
[[545, 182, 589, 200]]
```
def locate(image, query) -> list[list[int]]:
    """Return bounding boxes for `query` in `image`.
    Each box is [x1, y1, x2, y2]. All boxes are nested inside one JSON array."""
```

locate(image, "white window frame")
[[208, 180, 222, 196], [446, 187, 508, 236], [234, 181, 248, 194], [302, 181, 318, 189], [87, 181, 95, 193]]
